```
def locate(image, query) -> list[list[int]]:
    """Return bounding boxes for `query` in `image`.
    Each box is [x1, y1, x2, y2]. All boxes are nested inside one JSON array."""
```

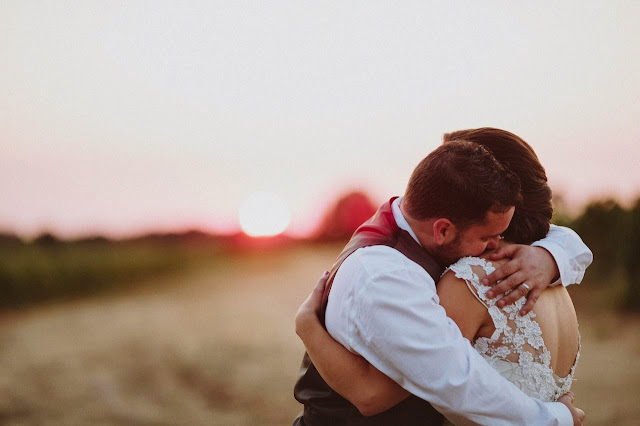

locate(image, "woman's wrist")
[[295, 308, 321, 339]]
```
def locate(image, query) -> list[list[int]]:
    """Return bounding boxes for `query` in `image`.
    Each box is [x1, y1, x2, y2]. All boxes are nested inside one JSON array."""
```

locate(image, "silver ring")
[[520, 283, 530, 292]]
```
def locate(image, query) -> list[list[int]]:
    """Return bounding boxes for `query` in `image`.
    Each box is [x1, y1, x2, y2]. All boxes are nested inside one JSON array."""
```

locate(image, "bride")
[[295, 129, 584, 423]]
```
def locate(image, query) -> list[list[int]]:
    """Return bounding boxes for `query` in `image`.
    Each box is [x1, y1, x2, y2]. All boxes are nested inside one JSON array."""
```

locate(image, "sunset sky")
[[2, 1, 639, 238]]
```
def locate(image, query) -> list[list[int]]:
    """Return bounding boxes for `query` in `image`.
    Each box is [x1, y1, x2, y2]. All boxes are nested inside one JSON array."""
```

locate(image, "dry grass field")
[[0, 245, 638, 425]]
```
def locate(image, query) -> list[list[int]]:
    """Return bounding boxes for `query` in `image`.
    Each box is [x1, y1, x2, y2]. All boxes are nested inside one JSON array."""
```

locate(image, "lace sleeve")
[[445, 257, 496, 310]]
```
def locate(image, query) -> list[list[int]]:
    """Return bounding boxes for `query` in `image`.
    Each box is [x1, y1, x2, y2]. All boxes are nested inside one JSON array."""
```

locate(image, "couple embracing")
[[293, 128, 592, 425]]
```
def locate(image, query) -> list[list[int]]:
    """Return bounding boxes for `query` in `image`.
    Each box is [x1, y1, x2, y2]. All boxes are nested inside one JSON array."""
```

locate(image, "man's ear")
[[433, 218, 454, 246]]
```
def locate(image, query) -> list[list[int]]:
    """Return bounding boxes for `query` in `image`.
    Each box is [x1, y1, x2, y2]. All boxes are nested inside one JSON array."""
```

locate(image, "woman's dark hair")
[[403, 140, 522, 229], [443, 128, 553, 244]]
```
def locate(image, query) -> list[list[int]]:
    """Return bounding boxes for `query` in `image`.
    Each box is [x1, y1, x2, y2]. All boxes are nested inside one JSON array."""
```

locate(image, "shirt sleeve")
[[531, 224, 593, 286], [328, 247, 573, 426]]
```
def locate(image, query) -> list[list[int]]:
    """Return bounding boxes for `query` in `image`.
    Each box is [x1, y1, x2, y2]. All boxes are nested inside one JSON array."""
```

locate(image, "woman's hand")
[[482, 245, 559, 315], [295, 270, 329, 338], [557, 392, 585, 425]]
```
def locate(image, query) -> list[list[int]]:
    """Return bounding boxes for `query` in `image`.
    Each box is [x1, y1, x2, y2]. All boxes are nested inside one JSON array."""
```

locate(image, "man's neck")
[[398, 200, 437, 253]]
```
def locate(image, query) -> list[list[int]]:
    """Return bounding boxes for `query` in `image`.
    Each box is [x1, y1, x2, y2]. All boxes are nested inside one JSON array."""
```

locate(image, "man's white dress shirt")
[[325, 197, 593, 425]]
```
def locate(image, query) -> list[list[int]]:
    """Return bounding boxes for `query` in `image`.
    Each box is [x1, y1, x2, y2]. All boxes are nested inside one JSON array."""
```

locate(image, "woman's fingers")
[[519, 287, 542, 316], [483, 244, 556, 315], [315, 270, 330, 291], [295, 271, 330, 336], [483, 251, 522, 287], [308, 271, 330, 311], [558, 392, 585, 425], [486, 244, 519, 262], [485, 266, 524, 300]]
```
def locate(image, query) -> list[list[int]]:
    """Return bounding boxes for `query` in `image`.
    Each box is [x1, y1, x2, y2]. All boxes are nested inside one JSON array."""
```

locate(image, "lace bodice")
[[445, 257, 580, 402]]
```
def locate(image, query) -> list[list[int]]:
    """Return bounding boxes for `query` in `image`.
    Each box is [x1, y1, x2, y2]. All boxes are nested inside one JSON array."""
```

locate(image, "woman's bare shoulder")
[[437, 263, 492, 340]]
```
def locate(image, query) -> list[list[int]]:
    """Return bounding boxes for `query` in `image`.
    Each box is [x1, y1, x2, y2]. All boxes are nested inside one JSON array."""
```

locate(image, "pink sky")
[[1, 2, 639, 238]]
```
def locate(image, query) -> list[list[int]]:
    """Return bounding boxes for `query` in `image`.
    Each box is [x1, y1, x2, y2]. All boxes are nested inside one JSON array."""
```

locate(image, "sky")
[[1, 1, 639, 238]]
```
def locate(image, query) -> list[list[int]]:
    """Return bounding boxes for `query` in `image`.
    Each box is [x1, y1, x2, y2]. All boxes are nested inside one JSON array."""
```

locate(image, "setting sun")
[[239, 191, 291, 237]]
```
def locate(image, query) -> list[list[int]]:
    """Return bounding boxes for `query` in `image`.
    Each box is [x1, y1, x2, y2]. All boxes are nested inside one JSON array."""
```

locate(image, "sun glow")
[[239, 191, 291, 237]]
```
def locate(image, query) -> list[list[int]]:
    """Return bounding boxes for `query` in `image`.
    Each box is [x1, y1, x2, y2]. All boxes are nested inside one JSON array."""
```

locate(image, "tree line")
[[557, 198, 640, 311], [1, 192, 638, 311]]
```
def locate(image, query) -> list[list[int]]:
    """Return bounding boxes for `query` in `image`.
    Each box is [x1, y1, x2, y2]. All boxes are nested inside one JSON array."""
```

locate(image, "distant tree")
[[570, 199, 630, 279], [623, 197, 640, 310], [129, 230, 220, 245], [315, 191, 378, 241], [561, 197, 640, 311], [33, 232, 60, 246], [0, 232, 22, 246]]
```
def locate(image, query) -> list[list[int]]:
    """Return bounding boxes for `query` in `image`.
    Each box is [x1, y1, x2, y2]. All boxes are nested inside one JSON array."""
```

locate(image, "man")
[[294, 136, 591, 425]]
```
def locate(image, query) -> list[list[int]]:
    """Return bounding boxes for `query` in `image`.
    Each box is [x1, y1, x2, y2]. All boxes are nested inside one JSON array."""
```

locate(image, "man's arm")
[[483, 225, 593, 315], [327, 247, 576, 425]]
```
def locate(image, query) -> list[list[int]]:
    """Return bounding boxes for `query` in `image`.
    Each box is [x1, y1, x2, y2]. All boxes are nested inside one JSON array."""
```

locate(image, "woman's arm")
[[295, 272, 409, 416]]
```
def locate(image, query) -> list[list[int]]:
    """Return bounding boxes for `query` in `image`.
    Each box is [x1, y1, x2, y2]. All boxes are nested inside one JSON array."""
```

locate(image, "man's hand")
[[482, 244, 559, 316], [295, 271, 329, 338], [558, 392, 585, 425]]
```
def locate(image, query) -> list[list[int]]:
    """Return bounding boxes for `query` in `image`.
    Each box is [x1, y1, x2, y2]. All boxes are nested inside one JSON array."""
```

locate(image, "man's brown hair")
[[403, 140, 522, 229], [443, 128, 552, 244]]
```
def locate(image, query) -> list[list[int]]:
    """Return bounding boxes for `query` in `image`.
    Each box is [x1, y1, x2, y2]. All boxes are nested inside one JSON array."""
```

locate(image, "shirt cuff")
[[546, 401, 574, 426], [530, 240, 571, 287]]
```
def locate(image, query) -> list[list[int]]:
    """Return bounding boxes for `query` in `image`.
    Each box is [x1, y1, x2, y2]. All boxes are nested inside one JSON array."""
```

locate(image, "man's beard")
[[430, 231, 466, 267]]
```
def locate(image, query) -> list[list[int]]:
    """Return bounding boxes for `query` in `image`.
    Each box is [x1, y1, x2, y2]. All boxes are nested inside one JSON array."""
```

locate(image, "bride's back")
[[474, 257, 580, 378], [531, 283, 580, 377]]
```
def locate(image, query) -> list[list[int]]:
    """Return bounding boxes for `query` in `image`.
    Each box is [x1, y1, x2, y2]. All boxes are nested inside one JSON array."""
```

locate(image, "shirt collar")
[[391, 196, 422, 246]]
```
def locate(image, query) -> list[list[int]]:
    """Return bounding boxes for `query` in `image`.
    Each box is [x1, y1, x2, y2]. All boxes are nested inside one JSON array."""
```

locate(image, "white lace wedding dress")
[[445, 257, 580, 402]]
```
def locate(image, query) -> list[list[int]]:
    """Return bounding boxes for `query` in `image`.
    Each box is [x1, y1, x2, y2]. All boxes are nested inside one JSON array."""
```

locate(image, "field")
[[1, 245, 639, 425]]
